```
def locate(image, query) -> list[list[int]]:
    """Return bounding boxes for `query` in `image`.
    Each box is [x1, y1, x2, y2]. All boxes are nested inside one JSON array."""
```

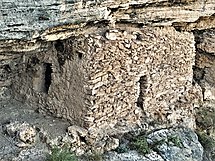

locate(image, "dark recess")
[[54, 40, 70, 67], [55, 40, 65, 52], [77, 51, 83, 60], [137, 76, 147, 109], [7, 23, 24, 27], [136, 33, 143, 41], [44, 63, 52, 93]]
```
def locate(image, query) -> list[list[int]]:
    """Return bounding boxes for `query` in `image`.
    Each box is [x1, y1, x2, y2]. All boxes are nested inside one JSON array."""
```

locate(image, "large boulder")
[[105, 127, 203, 161]]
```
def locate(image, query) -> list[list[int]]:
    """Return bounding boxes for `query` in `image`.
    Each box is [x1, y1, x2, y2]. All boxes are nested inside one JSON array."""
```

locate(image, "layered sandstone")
[[0, 0, 215, 158]]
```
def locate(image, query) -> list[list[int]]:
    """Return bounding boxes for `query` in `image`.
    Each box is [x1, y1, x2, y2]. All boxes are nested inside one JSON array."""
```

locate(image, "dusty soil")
[[0, 99, 70, 161]]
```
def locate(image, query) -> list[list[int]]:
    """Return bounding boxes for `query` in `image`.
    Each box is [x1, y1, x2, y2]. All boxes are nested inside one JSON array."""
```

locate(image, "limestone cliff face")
[[0, 0, 214, 40], [0, 0, 215, 156]]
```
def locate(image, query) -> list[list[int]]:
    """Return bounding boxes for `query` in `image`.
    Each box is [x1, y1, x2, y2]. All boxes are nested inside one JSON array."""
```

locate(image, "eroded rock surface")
[[5, 121, 36, 147], [0, 0, 215, 160], [105, 151, 165, 161], [0, 0, 214, 40], [147, 128, 203, 161], [105, 127, 203, 161], [193, 28, 215, 161]]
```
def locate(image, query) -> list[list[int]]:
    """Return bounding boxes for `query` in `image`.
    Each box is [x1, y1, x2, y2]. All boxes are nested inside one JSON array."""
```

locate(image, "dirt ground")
[[0, 99, 70, 161]]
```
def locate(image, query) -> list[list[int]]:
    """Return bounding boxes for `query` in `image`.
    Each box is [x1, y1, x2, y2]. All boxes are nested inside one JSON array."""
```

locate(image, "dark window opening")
[[79, 136, 87, 143], [54, 40, 64, 52], [77, 51, 83, 60], [136, 33, 143, 41], [44, 63, 52, 94], [137, 76, 147, 109]]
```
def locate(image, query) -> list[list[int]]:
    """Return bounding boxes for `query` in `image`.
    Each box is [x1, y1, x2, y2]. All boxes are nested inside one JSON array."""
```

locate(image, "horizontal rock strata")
[[0, 0, 214, 40], [0, 0, 215, 158]]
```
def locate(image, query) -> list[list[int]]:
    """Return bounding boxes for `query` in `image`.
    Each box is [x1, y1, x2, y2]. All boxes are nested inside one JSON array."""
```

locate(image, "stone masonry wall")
[[9, 39, 88, 126], [2, 26, 199, 140], [0, 26, 201, 153], [83, 27, 199, 142], [0, 0, 214, 154]]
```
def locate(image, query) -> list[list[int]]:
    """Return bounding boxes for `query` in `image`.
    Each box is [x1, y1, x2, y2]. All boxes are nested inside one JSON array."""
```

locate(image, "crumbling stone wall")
[[8, 39, 88, 126], [0, 26, 202, 153], [6, 26, 198, 135], [0, 0, 215, 155], [84, 27, 198, 133]]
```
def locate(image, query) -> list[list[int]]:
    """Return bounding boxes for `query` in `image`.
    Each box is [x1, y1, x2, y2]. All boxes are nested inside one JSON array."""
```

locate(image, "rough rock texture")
[[105, 127, 203, 161], [105, 151, 165, 161], [5, 122, 36, 148], [0, 100, 70, 161], [147, 127, 203, 161], [0, 0, 215, 160], [0, 0, 214, 40], [10, 39, 87, 126], [83, 26, 199, 144], [2, 26, 200, 149], [193, 28, 215, 161], [193, 29, 215, 102]]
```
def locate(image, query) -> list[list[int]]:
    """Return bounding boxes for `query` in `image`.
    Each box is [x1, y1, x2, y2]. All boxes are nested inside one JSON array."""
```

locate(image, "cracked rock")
[[5, 121, 36, 147]]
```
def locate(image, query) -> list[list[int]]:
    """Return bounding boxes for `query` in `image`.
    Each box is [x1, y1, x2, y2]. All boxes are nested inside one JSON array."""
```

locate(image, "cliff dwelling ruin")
[[0, 0, 215, 159], [2, 26, 199, 136]]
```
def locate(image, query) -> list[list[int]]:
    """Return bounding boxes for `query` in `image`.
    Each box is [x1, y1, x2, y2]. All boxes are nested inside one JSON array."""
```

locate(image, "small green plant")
[[167, 136, 182, 148], [129, 134, 183, 155], [130, 136, 151, 155], [150, 139, 165, 152], [73, 19, 82, 25], [46, 147, 77, 161]]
